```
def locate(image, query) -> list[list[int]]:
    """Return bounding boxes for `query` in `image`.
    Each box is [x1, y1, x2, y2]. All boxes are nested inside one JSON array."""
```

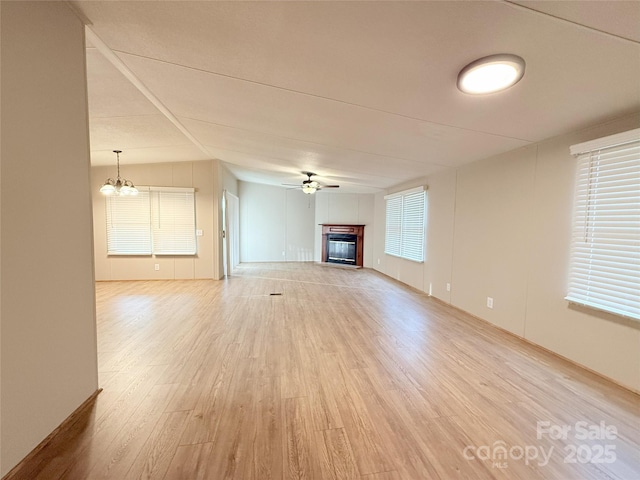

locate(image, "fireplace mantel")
[[320, 224, 365, 267]]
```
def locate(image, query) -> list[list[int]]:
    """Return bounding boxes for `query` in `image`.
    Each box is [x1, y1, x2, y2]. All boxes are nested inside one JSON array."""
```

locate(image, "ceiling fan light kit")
[[457, 54, 525, 95], [284, 172, 340, 195], [100, 150, 139, 196]]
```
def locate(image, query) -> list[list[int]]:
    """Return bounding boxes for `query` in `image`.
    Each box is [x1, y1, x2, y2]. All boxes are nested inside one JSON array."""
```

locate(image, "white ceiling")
[[73, 1, 640, 193]]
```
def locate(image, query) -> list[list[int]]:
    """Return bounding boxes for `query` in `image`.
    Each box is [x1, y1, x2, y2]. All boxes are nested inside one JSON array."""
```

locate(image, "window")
[[384, 186, 426, 262], [151, 188, 197, 254], [106, 186, 196, 255], [385, 195, 402, 257], [567, 129, 640, 321], [106, 189, 152, 255]]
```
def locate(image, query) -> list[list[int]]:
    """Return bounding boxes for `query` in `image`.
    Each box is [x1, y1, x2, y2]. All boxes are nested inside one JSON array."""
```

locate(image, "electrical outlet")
[[446, 283, 451, 292], [154, 264, 160, 271], [487, 297, 494, 309], [377, 258, 381, 265], [196, 229, 203, 236]]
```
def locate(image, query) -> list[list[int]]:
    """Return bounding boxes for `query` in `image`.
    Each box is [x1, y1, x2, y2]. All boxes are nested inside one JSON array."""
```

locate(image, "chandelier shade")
[[100, 150, 138, 196], [301, 180, 319, 194]]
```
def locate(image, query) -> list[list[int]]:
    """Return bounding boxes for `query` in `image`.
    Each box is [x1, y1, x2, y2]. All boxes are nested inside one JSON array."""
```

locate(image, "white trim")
[[565, 297, 640, 322], [136, 186, 196, 193], [148, 186, 195, 193], [384, 185, 426, 200], [570, 128, 640, 156]]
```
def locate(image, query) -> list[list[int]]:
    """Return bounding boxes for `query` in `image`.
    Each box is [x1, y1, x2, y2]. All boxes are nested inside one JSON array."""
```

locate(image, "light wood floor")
[[10, 263, 640, 479]]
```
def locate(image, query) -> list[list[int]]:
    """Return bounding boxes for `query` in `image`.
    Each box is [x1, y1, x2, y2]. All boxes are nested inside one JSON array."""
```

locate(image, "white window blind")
[[385, 196, 402, 257], [384, 187, 426, 262], [106, 186, 196, 256], [151, 187, 196, 255], [567, 128, 640, 321], [106, 189, 152, 255]]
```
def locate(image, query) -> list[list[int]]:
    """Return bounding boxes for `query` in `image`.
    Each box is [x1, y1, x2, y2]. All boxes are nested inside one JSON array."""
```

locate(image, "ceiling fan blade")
[[283, 173, 339, 192]]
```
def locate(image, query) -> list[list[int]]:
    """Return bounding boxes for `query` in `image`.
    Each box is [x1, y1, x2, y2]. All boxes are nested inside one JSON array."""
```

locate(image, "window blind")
[[105, 186, 196, 256], [402, 190, 426, 262], [385, 196, 402, 257], [106, 189, 152, 255], [151, 187, 196, 255], [384, 187, 426, 262], [567, 129, 640, 321]]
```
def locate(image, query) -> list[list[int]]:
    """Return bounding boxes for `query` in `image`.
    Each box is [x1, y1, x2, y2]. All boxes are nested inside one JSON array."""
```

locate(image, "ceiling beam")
[[85, 26, 213, 159]]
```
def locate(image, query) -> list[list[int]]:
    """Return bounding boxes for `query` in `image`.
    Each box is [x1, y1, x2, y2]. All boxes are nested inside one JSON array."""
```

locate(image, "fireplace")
[[327, 233, 357, 265], [321, 224, 365, 268]]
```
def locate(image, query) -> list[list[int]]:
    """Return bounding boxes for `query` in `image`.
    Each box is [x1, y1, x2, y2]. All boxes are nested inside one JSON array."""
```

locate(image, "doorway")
[[223, 190, 240, 277]]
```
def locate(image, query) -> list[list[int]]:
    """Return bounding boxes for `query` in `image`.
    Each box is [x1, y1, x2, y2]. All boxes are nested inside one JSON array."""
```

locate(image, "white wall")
[[372, 112, 640, 391], [314, 193, 375, 267], [1, 2, 99, 474], [237, 182, 375, 265], [452, 145, 537, 335], [239, 182, 316, 262], [422, 169, 456, 301], [221, 162, 239, 197], [286, 189, 317, 262]]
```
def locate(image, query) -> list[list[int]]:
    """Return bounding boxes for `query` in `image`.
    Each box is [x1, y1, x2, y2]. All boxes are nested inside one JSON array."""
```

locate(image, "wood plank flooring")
[[9, 263, 640, 479]]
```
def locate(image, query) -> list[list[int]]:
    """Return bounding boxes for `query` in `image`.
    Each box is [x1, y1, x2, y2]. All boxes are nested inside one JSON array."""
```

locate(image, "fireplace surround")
[[320, 224, 365, 268]]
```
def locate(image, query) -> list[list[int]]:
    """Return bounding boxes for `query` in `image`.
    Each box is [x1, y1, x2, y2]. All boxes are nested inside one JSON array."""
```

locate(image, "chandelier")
[[99, 150, 138, 196]]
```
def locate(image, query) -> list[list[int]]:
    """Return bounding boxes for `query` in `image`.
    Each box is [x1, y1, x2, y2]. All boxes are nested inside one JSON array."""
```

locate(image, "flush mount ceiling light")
[[457, 54, 526, 95], [100, 150, 138, 196]]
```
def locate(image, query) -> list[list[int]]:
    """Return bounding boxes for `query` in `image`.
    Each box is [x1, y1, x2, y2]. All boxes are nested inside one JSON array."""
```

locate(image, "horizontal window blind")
[[567, 129, 640, 321], [151, 187, 196, 255], [105, 186, 196, 256], [402, 190, 426, 262], [106, 189, 152, 255], [384, 187, 426, 262], [385, 196, 402, 257]]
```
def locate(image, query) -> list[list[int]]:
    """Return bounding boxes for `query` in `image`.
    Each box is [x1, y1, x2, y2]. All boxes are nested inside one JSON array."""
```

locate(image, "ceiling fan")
[[283, 172, 340, 194]]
